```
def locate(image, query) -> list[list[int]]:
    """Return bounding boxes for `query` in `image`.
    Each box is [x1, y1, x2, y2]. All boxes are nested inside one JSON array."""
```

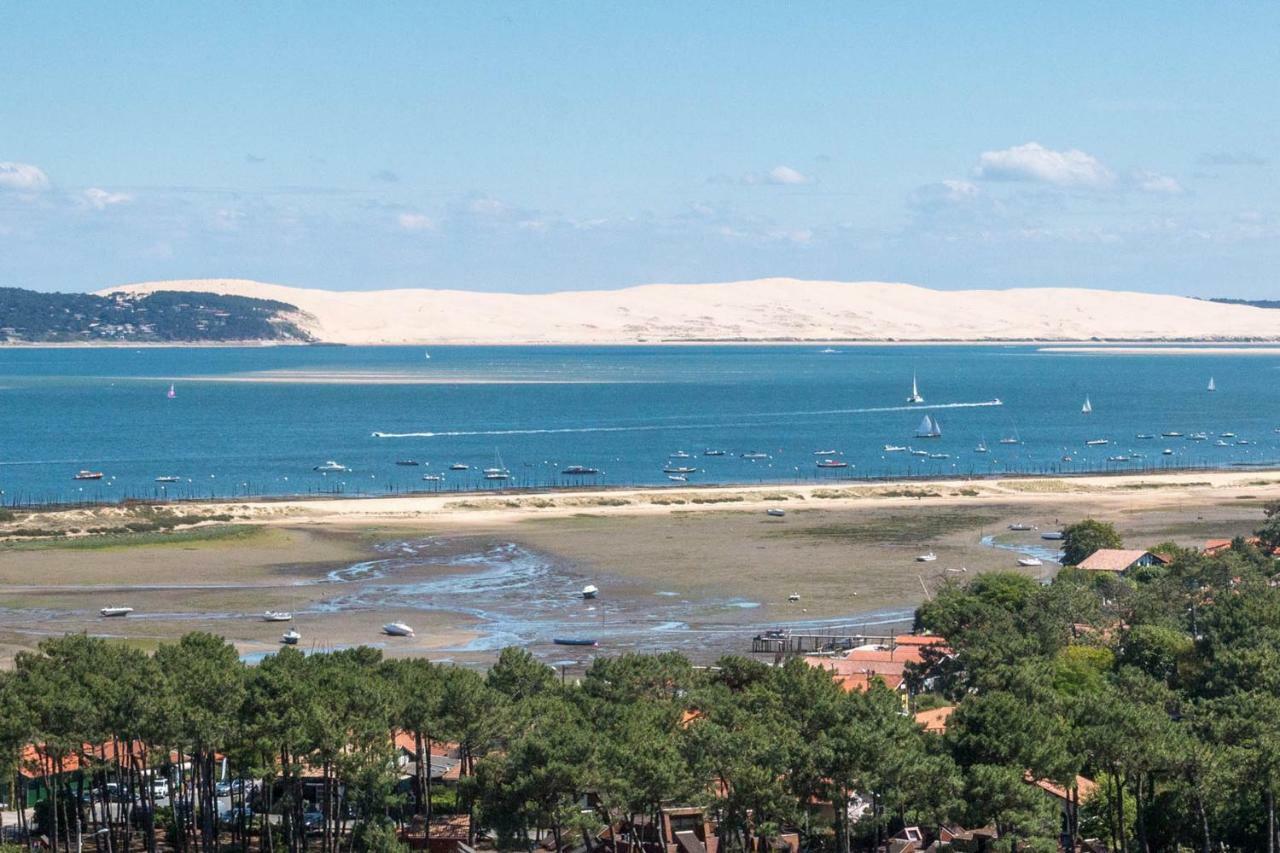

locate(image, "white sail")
[[917, 414, 934, 436], [907, 372, 924, 403], [932, 417, 942, 436], [1082, 397, 1092, 414], [1207, 377, 1216, 392]]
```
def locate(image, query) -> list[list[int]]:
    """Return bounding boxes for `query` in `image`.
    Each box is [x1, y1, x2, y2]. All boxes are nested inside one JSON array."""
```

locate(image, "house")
[[1025, 774, 1098, 847], [1205, 537, 1279, 557], [804, 635, 949, 694], [1076, 549, 1170, 574], [913, 706, 955, 735]]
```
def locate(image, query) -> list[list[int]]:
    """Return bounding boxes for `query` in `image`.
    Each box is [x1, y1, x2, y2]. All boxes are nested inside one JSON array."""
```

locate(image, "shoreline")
[[5, 338, 1280, 349]]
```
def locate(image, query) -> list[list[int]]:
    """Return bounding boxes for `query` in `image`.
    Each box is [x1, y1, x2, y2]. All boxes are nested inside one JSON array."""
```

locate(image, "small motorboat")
[[581, 584, 599, 599], [155, 475, 181, 483], [422, 474, 444, 481], [313, 460, 349, 472], [1062, 455, 1074, 462], [1162, 431, 1183, 437], [1136, 433, 1155, 439], [1214, 440, 1229, 447], [74, 470, 104, 481], [998, 437, 1020, 445], [1189, 433, 1208, 441], [1017, 556, 1043, 567], [449, 463, 469, 471], [819, 347, 840, 354], [1108, 455, 1131, 462], [916, 552, 937, 563], [1220, 432, 1236, 438], [909, 449, 929, 457], [669, 450, 692, 459], [667, 475, 687, 482], [814, 449, 839, 456], [928, 453, 950, 460], [816, 459, 849, 468], [740, 451, 770, 460], [552, 638, 598, 647], [281, 630, 301, 645], [561, 465, 600, 475], [766, 508, 786, 518], [1041, 531, 1064, 541], [974, 442, 988, 453], [663, 466, 697, 474], [883, 445, 907, 452], [263, 611, 293, 622], [1162, 448, 1174, 455], [483, 468, 509, 480], [703, 449, 727, 456], [100, 606, 133, 618], [1008, 523, 1034, 531], [1085, 439, 1109, 446], [395, 460, 421, 466], [383, 622, 416, 637]]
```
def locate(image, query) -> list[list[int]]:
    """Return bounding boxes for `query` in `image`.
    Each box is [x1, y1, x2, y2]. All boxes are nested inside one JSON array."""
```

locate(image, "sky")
[[1, 2, 1277, 296]]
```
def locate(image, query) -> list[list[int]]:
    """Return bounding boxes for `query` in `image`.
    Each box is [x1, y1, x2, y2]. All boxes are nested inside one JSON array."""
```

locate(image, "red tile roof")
[[1077, 549, 1168, 572], [914, 706, 955, 734]]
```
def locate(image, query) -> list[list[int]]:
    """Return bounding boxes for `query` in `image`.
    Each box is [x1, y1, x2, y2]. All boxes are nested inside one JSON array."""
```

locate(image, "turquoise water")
[[0, 345, 1276, 504]]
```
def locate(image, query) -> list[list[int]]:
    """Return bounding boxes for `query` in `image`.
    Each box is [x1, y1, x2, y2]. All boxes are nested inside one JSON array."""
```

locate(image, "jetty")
[[751, 627, 908, 657]]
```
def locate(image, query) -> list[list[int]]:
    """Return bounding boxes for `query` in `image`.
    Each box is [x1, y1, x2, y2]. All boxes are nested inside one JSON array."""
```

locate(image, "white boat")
[[1220, 432, 1236, 438], [155, 475, 181, 483], [1162, 431, 1183, 437], [667, 475, 687, 482], [313, 460, 348, 472], [974, 438, 988, 453], [1017, 556, 1043, 567], [916, 552, 937, 563], [787, 593, 801, 601], [100, 606, 133, 618], [816, 459, 849, 468], [383, 622, 416, 637], [1085, 439, 1109, 446], [907, 372, 924, 404], [703, 449, 727, 456], [1041, 531, 1065, 540], [669, 451, 692, 459], [766, 508, 786, 517], [928, 453, 950, 460], [166, 384, 176, 400], [915, 414, 942, 438], [281, 630, 301, 645], [1136, 433, 1155, 439], [998, 437, 1020, 445], [819, 347, 840, 354], [1190, 432, 1208, 441], [883, 445, 907, 452], [909, 449, 929, 457], [814, 449, 839, 456], [1207, 377, 1216, 392], [1214, 439, 1229, 447], [663, 465, 697, 474], [581, 584, 599, 599], [422, 474, 444, 481], [483, 448, 510, 480], [1108, 455, 1130, 462], [740, 451, 770, 459], [1008, 523, 1034, 531], [263, 611, 293, 622], [1082, 397, 1093, 414], [450, 463, 469, 470], [1162, 448, 1174, 455]]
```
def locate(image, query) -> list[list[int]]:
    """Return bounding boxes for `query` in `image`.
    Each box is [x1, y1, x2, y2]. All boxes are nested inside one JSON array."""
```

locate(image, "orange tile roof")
[[893, 634, 947, 647], [1026, 773, 1098, 802], [914, 706, 955, 734], [1077, 549, 1166, 572]]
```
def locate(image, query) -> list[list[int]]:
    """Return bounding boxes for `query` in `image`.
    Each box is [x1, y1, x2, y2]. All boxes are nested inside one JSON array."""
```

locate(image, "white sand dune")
[[102, 278, 1280, 344]]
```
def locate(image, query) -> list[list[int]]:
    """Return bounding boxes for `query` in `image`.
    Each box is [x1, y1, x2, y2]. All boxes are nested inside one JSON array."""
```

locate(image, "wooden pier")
[[751, 629, 906, 657]]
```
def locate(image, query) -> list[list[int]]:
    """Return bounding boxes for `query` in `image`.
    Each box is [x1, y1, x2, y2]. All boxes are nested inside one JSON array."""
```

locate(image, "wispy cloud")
[[1130, 170, 1183, 195], [974, 142, 1113, 188], [1196, 151, 1267, 167], [763, 165, 812, 185], [397, 212, 434, 231], [0, 161, 50, 192], [81, 187, 133, 209]]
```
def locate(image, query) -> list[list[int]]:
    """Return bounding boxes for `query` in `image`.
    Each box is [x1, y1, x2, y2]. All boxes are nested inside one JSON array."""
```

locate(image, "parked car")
[[218, 806, 254, 828], [151, 779, 170, 799], [302, 809, 325, 833], [215, 781, 232, 798]]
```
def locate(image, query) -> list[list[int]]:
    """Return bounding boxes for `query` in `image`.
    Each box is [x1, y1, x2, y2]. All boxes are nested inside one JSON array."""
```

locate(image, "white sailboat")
[[483, 448, 510, 480], [915, 414, 942, 438], [1081, 397, 1093, 414], [1207, 377, 1216, 392], [975, 436, 989, 453], [907, 372, 924, 404]]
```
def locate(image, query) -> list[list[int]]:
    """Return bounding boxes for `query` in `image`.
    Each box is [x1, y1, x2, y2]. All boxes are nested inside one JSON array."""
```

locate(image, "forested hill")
[[0, 288, 314, 343]]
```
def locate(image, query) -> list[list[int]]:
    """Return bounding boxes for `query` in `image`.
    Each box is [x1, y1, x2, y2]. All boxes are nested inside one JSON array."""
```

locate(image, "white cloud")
[[467, 197, 508, 216], [910, 179, 980, 209], [397, 212, 435, 231], [0, 161, 50, 192], [975, 142, 1114, 188], [1131, 170, 1183, 194], [81, 187, 133, 209], [766, 165, 812, 185]]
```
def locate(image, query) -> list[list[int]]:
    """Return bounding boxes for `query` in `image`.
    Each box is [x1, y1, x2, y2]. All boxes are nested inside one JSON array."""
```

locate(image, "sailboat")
[[483, 449, 510, 480], [166, 384, 176, 399], [1207, 377, 1216, 392], [974, 436, 989, 453], [907, 373, 925, 404], [1081, 397, 1092, 414], [915, 414, 942, 438]]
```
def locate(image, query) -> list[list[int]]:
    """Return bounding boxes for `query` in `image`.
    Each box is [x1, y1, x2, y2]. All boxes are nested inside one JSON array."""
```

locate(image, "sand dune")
[[102, 278, 1280, 344]]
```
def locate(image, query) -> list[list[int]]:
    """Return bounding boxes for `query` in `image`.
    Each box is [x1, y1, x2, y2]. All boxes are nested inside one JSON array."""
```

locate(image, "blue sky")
[[1, 2, 1277, 296]]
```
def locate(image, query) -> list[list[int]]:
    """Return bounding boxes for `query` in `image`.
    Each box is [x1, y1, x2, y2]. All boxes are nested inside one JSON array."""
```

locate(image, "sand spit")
[[100, 278, 1280, 345]]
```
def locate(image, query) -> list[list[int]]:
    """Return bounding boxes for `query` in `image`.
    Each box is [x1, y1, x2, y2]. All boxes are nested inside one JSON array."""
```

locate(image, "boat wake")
[[371, 400, 1005, 439]]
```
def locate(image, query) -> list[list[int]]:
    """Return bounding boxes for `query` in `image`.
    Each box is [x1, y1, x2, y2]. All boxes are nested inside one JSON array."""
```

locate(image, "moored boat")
[[395, 460, 421, 466], [155, 475, 181, 483], [816, 459, 849, 468], [382, 622, 415, 637], [562, 465, 600, 475], [281, 630, 301, 645], [915, 414, 942, 438], [907, 372, 924, 404], [74, 470, 104, 480], [1017, 556, 1043, 567], [313, 460, 348, 472], [582, 584, 599, 599], [263, 611, 293, 622], [553, 637, 598, 646]]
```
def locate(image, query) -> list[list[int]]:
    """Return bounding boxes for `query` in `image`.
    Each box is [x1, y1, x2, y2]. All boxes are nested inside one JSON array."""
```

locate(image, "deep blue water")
[[0, 345, 1277, 505]]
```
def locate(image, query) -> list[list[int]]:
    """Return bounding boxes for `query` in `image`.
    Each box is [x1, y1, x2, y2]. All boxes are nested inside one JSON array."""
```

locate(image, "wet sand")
[[0, 469, 1275, 667]]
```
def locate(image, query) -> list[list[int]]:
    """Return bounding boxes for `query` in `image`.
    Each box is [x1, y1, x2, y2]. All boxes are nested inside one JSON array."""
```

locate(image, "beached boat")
[[1082, 397, 1093, 414], [263, 611, 293, 622], [383, 622, 415, 637], [100, 606, 133, 618], [562, 465, 600, 475], [313, 460, 348, 472], [907, 372, 924, 404], [281, 630, 301, 645], [155, 475, 181, 483], [552, 638, 598, 647], [395, 460, 421, 466], [915, 414, 942, 438], [787, 593, 801, 601], [816, 459, 849, 468], [1041, 531, 1064, 540], [1086, 439, 1109, 446], [766, 508, 786, 517], [74, 470, 104, 480], [1008, 523, 1034, 531], [916, 552, 937, 562], [1017, 556, 1043, 567], [581, 584, 599, 599], [883, 445, 907, 452]]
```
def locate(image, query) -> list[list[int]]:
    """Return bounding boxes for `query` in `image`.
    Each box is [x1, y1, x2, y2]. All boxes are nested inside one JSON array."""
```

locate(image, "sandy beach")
[[0, 468, 1274, 669]]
